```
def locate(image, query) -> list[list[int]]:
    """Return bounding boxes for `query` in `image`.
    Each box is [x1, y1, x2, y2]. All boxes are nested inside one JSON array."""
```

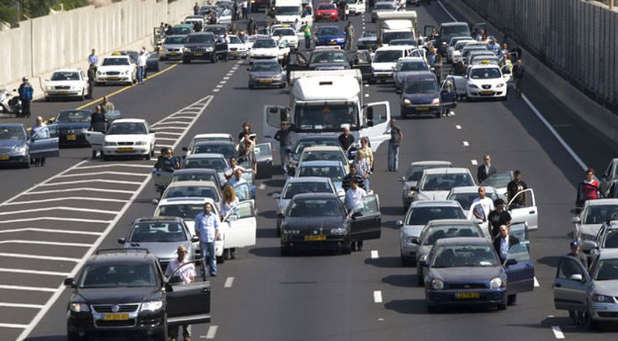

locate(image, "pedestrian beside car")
[[88, 49, 98, 68], [225, 156, 247, 180], [453, 60, 466, 76], [238, 122, 253, 141], [345, 180, 367, 251], [567, 240, 589, 270], [358, 136, 373, 170], [274, 121, 293, 174], [493, 224, 520, 263], [302, 22, 312, 49], [246, 0, 252, 16], [344, 21, 354, 50], [507, 170, 528, 207], [30, 116, 50, 167], [227, 167, 248, 187], [498, 43, 509, 60], [137, 50, 147, 84], [102, 96, 115, 113], [387, 118, 402, 172], [247, 17, 255, 35], [512, 58, 524, 97], [90, 105, 107, 132], [220, 185, 240, 259], [87, 63, 96, 99], [472, 186, 495, 221], [487, 199, 511, 239], [165, 245, 195, 341], [338, 125, 355, 152], [194, 202, 219, 277], [576, 168, 601, 207], [154, 147, 180, 172], [18, 77, 33, 118], [477, 154, 496, 183], [488, 39, 500, 54], [342, 163, 365, 191]]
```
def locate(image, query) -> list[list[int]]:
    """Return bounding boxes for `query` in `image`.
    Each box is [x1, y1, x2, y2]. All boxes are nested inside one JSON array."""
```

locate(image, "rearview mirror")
[[396, 220, 403, 227], [191, 235, 200, 243], [64, 278, 75, 287], [569, 274, 584, 282], [272, 193, 281, 199], [117, 237, 126, 244], [581, 240, 598, 252], [571, 216, 581, 224]]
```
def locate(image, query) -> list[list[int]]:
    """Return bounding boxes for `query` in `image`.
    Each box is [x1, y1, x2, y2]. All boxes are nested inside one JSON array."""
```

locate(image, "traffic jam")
[[0, 0, 617, 340]]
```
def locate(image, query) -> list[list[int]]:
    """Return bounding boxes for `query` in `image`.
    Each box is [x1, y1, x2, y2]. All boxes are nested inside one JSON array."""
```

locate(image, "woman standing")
[[220, 185, 240, 259]]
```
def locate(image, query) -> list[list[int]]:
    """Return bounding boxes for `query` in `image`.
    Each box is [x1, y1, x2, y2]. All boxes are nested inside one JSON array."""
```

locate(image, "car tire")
[[183, 58, 191, 64], [507, 294, 517, 306], [152, 318, 168, 341], [102, 153, 109, 161], [427, 304, 440, 313], [216, 255, 225, 264], [342, 241, 352, 254], [280, 246, 290, 256], [280, 82, 287, 88], [45, 96, 50, 102], [584, 310, 597, 330], [21, 157, 30, 169], [248, 82, 254, 89], [497, 299, 507, 310]]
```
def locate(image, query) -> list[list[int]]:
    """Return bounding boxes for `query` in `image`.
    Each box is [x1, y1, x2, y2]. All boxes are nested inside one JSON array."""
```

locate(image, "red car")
[[315, 3, 338, 21]]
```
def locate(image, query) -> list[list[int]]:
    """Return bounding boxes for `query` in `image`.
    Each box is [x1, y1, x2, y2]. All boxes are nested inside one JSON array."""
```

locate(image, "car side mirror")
[[182, 147, 188, 152], [571, 216, 581, 224], [117, 237, 126, 244], [581, 240, 598, 252], [396, 220, 403, 227], [64, 278, 76, 287], [272, 193, 281, 199], [569, 274, 584, 282], [152, 199, 159, 205], [505, 259, 517, 266], [191, 235, 200, 243]]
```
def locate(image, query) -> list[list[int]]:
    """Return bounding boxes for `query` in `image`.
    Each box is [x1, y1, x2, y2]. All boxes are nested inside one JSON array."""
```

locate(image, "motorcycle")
[[0, 89, 24, 117]]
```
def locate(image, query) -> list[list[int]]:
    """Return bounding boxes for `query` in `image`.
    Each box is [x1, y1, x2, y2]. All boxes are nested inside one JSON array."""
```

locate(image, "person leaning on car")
[[165, 245, 195, 341]]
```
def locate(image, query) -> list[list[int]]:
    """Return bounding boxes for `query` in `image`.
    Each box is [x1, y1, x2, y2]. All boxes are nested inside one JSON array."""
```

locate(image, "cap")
[[570, 241, 579, 249]]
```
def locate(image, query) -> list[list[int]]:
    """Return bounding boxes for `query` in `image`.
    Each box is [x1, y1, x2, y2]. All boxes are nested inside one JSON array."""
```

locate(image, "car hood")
[[53, 122, 89, 129], [593, 280, 618, 296], [73, 287, 162, 304], [579, 223, 602, 238], [0, 139, 25, 147], [251, 48, 278, 55], [402, 224, 424, 238], [396, 70, 428, 80], [184, 42, 214, 48], [275, 15, 299, 22], [283, 216, 345, 229], [47, 80, 82, 86], [416, 190, 450, 201], [129, 241, 193, 260], [105, 134, 150, 142], [98, 65, 132, 72], [316, 34, 345, 41], [429, 266, 503, 283], [250, 71, 279, 78]]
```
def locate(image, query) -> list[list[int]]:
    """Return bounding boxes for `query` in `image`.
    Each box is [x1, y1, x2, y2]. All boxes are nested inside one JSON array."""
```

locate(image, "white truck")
[[263, 69, 391, 154], [376, 11, 418, 47], [347, 0, 367, 15], [274, 0, 304, 24]]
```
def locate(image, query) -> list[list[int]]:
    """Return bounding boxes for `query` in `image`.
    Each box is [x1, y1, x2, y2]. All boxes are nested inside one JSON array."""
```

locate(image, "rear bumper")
[[102, 146, 149, 156]]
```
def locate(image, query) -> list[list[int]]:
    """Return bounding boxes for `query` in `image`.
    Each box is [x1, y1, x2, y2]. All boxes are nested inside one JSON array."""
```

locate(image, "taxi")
[[465, 62, 509, 100]]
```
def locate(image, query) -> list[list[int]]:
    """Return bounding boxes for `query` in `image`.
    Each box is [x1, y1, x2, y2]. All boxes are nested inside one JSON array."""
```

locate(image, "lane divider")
[[206, 325, 219, 339], [373, 290, 383, 303], [551, 326, 565, 339], [470, 159, 478, 166], [370, 250, 379, 259], [224, 276, 235, 288], [462, 141, 469, 147]]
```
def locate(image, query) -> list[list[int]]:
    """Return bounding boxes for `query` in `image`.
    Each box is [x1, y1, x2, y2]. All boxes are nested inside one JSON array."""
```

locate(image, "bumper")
[[466, 89, 506, 98], [249, 78, 285, 87], [316, 40, 345, 47], [183, 52, 215, 60], [96, 76, 132, 84], [67, 313, 164, 338], [102, 146, 149, 156], [316, 14, 338, 20], [373, 72, 393, 80], [249, 55, 278, 63], [160, 51, 183, 60], [401, 104, 441, 115], [228, 50, 249, 58], [281, 235, 349, 251], [45, 90, 83, 97], [0, 154, 29, 164], [59, 133, 88, 146], [426, 289, 506, 306], [590, 303, 618, 321]]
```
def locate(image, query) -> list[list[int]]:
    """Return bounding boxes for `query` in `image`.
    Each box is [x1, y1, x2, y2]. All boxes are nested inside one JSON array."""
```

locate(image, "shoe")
[[210, 273, 217, 277]]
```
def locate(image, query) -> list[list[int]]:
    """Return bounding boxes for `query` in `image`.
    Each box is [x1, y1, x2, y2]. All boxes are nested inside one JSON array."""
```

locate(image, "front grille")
[[252, 55, 274, 59], [0, 147, 12, 153], [95, 319, 136, 327], [482, 84, 491, 89], [106, 71, 120, 75], [92, 304, 139, 313], [598, 312, 618, 318], [55, 85, 70, 90], [447, 283, 487, 289], [117, 142, 134, 146]]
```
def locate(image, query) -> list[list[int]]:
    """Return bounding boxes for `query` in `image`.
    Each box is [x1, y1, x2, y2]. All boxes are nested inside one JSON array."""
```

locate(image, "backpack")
[[22, 85, 33, 101]]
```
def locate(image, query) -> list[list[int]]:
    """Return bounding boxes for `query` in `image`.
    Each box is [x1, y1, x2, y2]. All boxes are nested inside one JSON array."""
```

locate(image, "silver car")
[[572, 199, 618, 243], [400, 161, 453, 210], [393, 57, 431, 91], [159, 35, 187, 60]]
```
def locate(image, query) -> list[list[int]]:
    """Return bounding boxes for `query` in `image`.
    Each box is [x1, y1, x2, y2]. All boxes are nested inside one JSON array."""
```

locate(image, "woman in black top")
[[90, 105, 107, 132]]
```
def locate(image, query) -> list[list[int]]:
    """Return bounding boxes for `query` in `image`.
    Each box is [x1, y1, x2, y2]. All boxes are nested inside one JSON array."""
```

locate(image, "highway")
[[0, 1, 616, 341]]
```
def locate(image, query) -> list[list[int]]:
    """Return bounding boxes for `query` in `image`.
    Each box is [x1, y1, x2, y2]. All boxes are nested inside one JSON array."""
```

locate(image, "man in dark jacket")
[[274, 121, 293, 174], [477, 154, 496, 183], [507, 170, 528, 207], [338, 126, 354, 151], [87, 64, 96, 99], [512, 58, 524, 97], [493, 224, 520, 263], [487, 199, 511, 239], [18, 77, 33, 118]]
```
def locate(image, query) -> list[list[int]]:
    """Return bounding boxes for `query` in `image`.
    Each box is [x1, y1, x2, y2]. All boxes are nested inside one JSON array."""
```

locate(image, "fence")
[[461, 0, 618, 113]]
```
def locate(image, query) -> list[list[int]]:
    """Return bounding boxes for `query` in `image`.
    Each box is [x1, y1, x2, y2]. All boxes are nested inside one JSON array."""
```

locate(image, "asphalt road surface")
[[0, 2, 616, 341]]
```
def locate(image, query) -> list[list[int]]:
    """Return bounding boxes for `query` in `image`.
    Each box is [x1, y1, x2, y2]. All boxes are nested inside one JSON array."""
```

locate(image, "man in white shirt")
[[472, 186, 495, 221], [345, 180, 367, 211], [224, 156, 247, 180], [227, 168, 248, 187], [165, 246, 196, 341], [137, 49, 148, 84]]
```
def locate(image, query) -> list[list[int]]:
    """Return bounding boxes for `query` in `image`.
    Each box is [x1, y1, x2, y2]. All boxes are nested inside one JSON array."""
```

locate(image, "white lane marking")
[[0, 253, 80, 262], [156, 144, 174, 148], [223, 76, 230, 80], [0, 240, 91, 248], [364, 84, 369, 87], [153, 131, 183, 136], [151, 126, 187, 130], [24, 188, 134, 195], [39, 179, 142, 187], [373, 290, 383, 303], [522, 94, 588, 171], [4, 197, 128, 206], [0, 217, 110, 224], [462, 141, 469, 147], [213, 88, 220, 92], [216, 84, 224, 89], [57, 171, 147, 178], [206, 325, 218, 339], [0, 285, 56, 292], [437, 0, 457, 20], [220, 80, 227, 84], [471, 159, 478, 166], [534, 277, 540, 287], [224, 277, 234, 288], [258, 183, 266, 190], [365, 93, 369, 97], [0, 303, 43, 309], [0, 228, 101, 235], [0, 207, 117, 216], [0, 323, 29, 329], [168, 114, 198, 119], [75, 163, 153, 169], [551, 326, 565, 339], [152, 121, 191, 127], [0, 268, 70, 276], [455, 124, 462, 129], [370, 250, 379, 259], [154, 137, 177, 141]]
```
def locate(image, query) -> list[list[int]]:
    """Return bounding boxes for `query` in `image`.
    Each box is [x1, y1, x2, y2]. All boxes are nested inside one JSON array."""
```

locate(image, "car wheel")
[[183, 58, 191, 64], [248, 82, 254, 89], [507, 294, 517, 306], [45, 96, 50, 102], [435, 112, 441, 119], [21, 158, 30, 169], [152, 317, 168, 341], [497, 299, 507, 310], [150, 148, 155, 158], [280, 246, 290, 256], [280, 82, 287, 88], [342, 241, 352, 254], [584, 310, 597, 330], [91, 150, 97, 159], [102, 153, 109, 161], [216, 255, 225, 264]]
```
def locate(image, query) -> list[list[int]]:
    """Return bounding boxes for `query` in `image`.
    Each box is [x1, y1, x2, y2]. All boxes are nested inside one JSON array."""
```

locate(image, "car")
[[307, 47, 350, 70], [168, 23, 194, 36], [183, 153, 229, 184], [573, 199, 618, 245], [183, 15, 205, 31], [357, 30, 378, 51], [600, 158, 618, 197], [160, 180, 222, 209], [288, 134, 341, 168], [118, 217, 200, 271], [400, 161, 453, 209], [190, 140, 237, 160], [446, 186, 502, 211], [553, 249, 618, 329], [43, 69, 88, 101], [248, 60, 287, 89], [371, 2, 396, 23], [215, 6, 232, 24], [271, 27, 299, 49], [423, 237, 534, 312], [50, 109, 120, 147], [461, 45, 490, 65], [297, 145, 349, 174], [400, 72, 441, 118], [0, 123, 59, 168], [415, 219, 487, 285], [347, 0, 366, 15], [227, 34, 250, 58], [113, 50, 159, 73], [351, 50, 373, 81], [64, 248, 211, 341], [606, 179, 618, 199], [95, 55, 137, 85], [315, 2, 338, 21], [445, 36, 474, 62], [273, 177, 338, 235], [371, 46, 410, 83], [469, 54, 500, 66], [465, 64, 508, 100], [295, 160, 347, 199], [414, 167, 476, 201], [85, 118, 156, 160], [315, 25, 346, 48], [203, 24, 227, 37], [582, 219, 618, 260], [182, 32, 218, 64], [449, 39, 478, 64], [170, 168, 223, 189], [480, 171, 513, 197], [280, 192, 381, 254], [431, 22, 472, 56], [184, 133, 233, 156], [159, 35, 187, 60], [248, 38, 280, 62], [398, 200, 467, 265]]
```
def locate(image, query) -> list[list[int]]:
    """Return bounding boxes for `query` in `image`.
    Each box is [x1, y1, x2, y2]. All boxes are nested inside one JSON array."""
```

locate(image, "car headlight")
[[431, 279, 444, 290], [70, 303, 89, 312], [496, 83, 505, 88], [206, 47, 214, 52], [431, 97, 440, 105], [406, 236, 418, 245], [12, 145, 26, 153], [403, 98, 411, 105], [97, 71, 102, 75], [183, 47, 190, 53], [140, 300, 163, 312], [468, 84, 479, 89], [592, 294, 614, 303], [273, 74, 282, 80], [330, 227, 347, 235], [134, 141, 147, 145], [489, 277, 503, 289], [104, 141, 117, 146]]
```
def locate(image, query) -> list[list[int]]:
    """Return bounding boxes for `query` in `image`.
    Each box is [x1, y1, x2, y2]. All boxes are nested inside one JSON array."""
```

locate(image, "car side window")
[[557, 258, 584, 280]]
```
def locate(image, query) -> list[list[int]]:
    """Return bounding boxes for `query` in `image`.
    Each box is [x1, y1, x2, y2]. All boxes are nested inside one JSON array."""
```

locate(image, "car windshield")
[[51, 72, 80, 81], [470, 67, 501, 79], [421, 173, 474, 191], [172, 172, 217, 183], [400, 61, 427, 72], [163, 186, 219, 201], [310, 51, 347, 64], [79, 263, 157, 288], [171, 27, 191, 35], [254, 39, 276, 48], [107, 122, 147, 135], [275, 5, 300, 14], [583, 205, 618, 224], [432, 245, 498, 268], [204, 26, 226, 35], [56, 110, 90, 123], [295, 104, 359, 131], [273, 28, 295, 36], [288, 198, 343, 217], [441, 24, 470, 37], [448, 191, 499, 210], [318, 4, 335, 10], [130, 222, 187, 243], [193, 143, 235, 159], [362, 31, 377, 38], [229, 36, 242, 44], [185, 157, 227, 171], [251, 62, 280, 72], [594, 259, 618, 281], [406, 164, 449, 181], [604, 231, 618, 248], [318, 27, 340, 36], [0, 126, 25, 140], [375, 3, 394, 9], [293, 138, 339, 154], [158, 204, 204, 219], [186, 34, 214, 43], [102, 58, 129, 66], [165, 36, 186, 44], [406, 206, 465, 225], [300, 150, 346, 164], [391, 39, 417, 46], [481, 171, 512, 188], [422, 225, 481, 245], [299, 165, 345, 182], [374, 50, 403, 63], [404, 79, 438, 94], [283, 181, 332, 199], [383, 31, 414, 44]]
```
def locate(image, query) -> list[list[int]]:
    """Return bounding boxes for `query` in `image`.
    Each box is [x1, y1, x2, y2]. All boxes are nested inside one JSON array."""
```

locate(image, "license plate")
[[169, 52, 178, 56], [66, 134, 77, 141], [59, 90, 68, 94], [329, 41, 337, 45], [194, 52, 203, 56], [455, 292, 480, 299], [481, 90, 493, 95], [103, 313, 129, 321], [0, 155, 9, 160], [259, 79, 272, 84], [304, 235, 326, 241], [108, 77, 119, 80], [117, 147, 134, 152], [416, 107, 429, 111]]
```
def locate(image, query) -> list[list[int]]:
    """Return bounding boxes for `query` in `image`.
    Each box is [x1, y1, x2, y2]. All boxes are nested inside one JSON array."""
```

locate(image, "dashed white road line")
[[0, 240, 91, 248], [0, 323, 29, 329], [370, 250, 379, 259], [224, 276, 235, 288], [4, 197, 128, 206], [373, 290, 383, 303], [462, 141, 469, 147], [0, 252, 80, 262], [534, 277, 540, 287], [470, 159, 478, 166], [0, 268, 70, 276], [0, 284, 57, 292], [213, 88, 220, 92], [365, 93, 369, 97], [551, 326, 565, 339], [455, 124, 462, 129], [206, 325, 219, 339]]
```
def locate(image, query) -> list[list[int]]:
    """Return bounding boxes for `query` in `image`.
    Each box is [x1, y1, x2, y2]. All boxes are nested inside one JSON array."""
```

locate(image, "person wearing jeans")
[[274, 121, 293, 174], [194, 202, 219, 276], [387, 118, 403, 172], [137, 50, 148, 84]]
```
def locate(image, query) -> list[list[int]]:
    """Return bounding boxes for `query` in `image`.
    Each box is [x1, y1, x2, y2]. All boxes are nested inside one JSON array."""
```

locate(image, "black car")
[[307, 48, 351, 71], [50, 109, 120, 146], [280, 193, 382, 255], [182, 32, 218, 63], [64, 248, 211, 341]]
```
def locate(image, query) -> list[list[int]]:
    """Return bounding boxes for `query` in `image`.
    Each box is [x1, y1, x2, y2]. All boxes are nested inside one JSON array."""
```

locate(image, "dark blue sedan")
[[315, 26, 346, 47], [400, 72, 441, 118], [49, 109, 120, 147]]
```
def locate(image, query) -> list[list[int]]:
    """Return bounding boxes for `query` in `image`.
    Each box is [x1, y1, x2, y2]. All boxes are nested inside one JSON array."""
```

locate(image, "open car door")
[[85, 131, 105, 152], [223, 200, 257, 248], [166, 260, 211, 326], [254, 142, 273, 178], [504, 241, 534, 295], [468, 201, 490, 237], [29, 125, 59, 159], [509, 221, 529, 242], [508, 189, 538, 230], [233, 182, 253, 201], [263, 105, 289, 149], [361, 101, 390, 152], [349, 194, 381, 241], [553, 256, 589, 311], [440, 77, 457, 111]]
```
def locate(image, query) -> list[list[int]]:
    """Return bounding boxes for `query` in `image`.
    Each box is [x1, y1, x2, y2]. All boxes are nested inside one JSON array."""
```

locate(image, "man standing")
[[30, 116, 50, 167], [472, 186, 495, 222], [137, 50, 147, 84], [567, 240, 588, 270], [88, 49, 98, 67], [487, 199, 511, 239], [302, 21, 312, 50], [342, 163, 365, 191], [507, 170, 527, 207], [512, 58, 524, 97], [493, 224, 519, 263], [577, 168, 600, 207], [18, 77, 33, 118], [344, 21, 354, 50], [233, 0, 238, 20], [242, 0, 248, 19], [476, 154, 496, 183], [87, 64, 96, 99], [194, 202, 220, 277], [338, 126, 355, 152], [387, 118, 402, 172], [227, 168, 248, 187], [165, 246, 195, 341], [102, 96, 115, 113], [274, 121, 293, 174], [194, 2, 200, 15]]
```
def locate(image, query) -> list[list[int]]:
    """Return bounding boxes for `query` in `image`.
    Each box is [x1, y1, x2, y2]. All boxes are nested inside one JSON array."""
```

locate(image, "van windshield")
[[294, 104, 359, 131]]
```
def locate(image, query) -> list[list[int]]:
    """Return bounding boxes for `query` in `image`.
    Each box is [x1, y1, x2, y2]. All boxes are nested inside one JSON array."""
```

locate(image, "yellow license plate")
[[117, 147, 134, 152], [455, 292, 480, 299], [66, 134, 77, 141], [416, 107, 429, 111], [169, 52, 178, 55], [304, 235, 326, 241], [194, 52, 203, 56], [0, 155, 9, 160], [59, 90, 69, 94], [481, 90, 493, 95], [259, 79, 272, 84], [329, 41, 337, 45], [103, 313, 129, 321]]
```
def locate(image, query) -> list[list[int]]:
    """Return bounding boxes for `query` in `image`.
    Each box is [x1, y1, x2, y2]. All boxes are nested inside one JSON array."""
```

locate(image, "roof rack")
[[95, 248, 150, 255]]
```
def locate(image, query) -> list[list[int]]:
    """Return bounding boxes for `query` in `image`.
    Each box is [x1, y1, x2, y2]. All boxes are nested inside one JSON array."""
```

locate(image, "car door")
[[360, 101, 390, 152], [601, 160, 617, 195], [223, 200, 257, 248], [467, 201, 490, 237], [29, 126, 59, 159], [263, 105, 289, 149], [166, 261, 211, 326], [553, 256, 589, 311], [508, 189, 538, 230], [350, 194, 382, 241], [254, 142, 273, 165], [104, 110, 121, 122], [440, 78, 457, 109], [509, 221, 529, 241], [84, 131, 105, 150], [504, 241, 534, 294], [233, 182, 252, 201]]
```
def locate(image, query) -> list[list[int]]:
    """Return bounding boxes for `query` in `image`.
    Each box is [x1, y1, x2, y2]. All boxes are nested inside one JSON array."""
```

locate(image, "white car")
[[271, 27, 299, 49], [43, 69, 88, 101], [85, 119, 156, 160], [159, 35, 186, 60], [573, 199, 618, 243], [183, 153, 229, 185], [185, 133, 233, 156], [414, 167, 476, 201], [249, 38, 281, 62], [448, 38, 476, 63], [297, 145, 350, 174], [347, 0, 367, 15], [371, 46, 409, 83], [465, 64, 509, 100], [95, 55, 136, 85], [227, 35, 250, 58]]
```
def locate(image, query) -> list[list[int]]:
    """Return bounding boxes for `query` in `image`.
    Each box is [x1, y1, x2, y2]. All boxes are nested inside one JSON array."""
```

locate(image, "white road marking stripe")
[[224, 277, 234, 288], [220, 80, 227, 84], [155, 144, 174, 148], [0, 302, 43, 309], [365, 93, 369, 97], [24, 188, 134, 195], [534, 277, 540, 287], [0, 217, 110, 224], [455, 124, 462, 129], [0, 323, 29, 329], [216, 84, 224, 89], [206, 325, 218, 339], [39, 179, 142, 186], [152, 126, 187, 130], [57, 171, 147, 178], [154, 131, 183, 136], [168, 115, 197, 119], [213, 89, 220, 92], [0, 228, 102, 236], [0, 206, 117, 216], [471, 159, 478, 166], [370, 250, 379, 259], [0, 268, 70, 276], [0, 285, 57, 292], [0, 240, 91, 248], [76, 163, 153, 169], [551, 326, 565, 339], [462, 141, 469, 147], [223, 76, 230, 80], [152, 120, 191, 126], [436, 0, 457, 21], [153, 137, 177, 141], [373, 290, 383, 303], [4, 197, 128, 206], [0, 253, 80, 262]]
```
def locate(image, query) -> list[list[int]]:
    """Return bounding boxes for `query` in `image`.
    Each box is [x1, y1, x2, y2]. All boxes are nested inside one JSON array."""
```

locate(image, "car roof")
[[87, 249, 157, 265], [410, 160, 453, 167], [192, 133, 233, 140], [103, 55, 131, 59], [423, 167, 471, 175], [399, 57, 425, 62], [186, 153, 225, 159], [584, 199, 618, 206], [298, 134, 339, 140], [598, 248, 618, 260], [410, 200, 462, 208], [302, 146, 343, 152], [111, 118, 147, 124], [299, 160, 344, 167], [434, 237, 490, 246], [52, 69, 81, 73], [188, 32, 215, 36], [158, 197, 216, 205], [441, 22, 469, 27], [285, 176, 331, 184], [133, 216, 184, 224], [469, 64, 500, 70], [292, 192, 339, 200], [405, 72, 436, 81], [166, 180, 217, 188], [194, 140, 235, 146], [449, 186, 497, 194], [375, 46, 409, 52]]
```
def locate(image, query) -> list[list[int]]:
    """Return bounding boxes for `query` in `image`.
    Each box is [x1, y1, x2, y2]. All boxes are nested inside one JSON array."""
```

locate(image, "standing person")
[[246, 0, 252, 17], [302, 21, 312, 50], [338, 126, 355, 152], [137, 50, 147, 84], [30, 116, 50, 167], [274, 121, 293, 174], [224, 156, 247, 180], [87, 63, 96, 99], [512, 58, 524, 97], [247, 17, 255, 35], [498, 43, 509, 60], [567, 240, 589, 270], [488, 38, 500, 54], [233, 0, 238, 20], [194, 2, 200, 15], [90, 105, 107, 132], [220, 185, 240, 259], [358, 137, 374, 171], [453, 60, 466, 76], [238, 122, 253, 141], [227, 168, 247, 187], [487, 199, 511, 239], [194, 202, 220, 277], [344, 21, 354, 50], [493, 224, 519, 263], [345, 180, 367, 251], [353, 150, 371, 191], [18, 77, 33, 118], [102, 96, 115, 113], [342, 163, 365, 191], [387, 118, 402, 172], [507, 170, 528, 207], [472, 186, 495, 222], [238, 137, 257, 174], [88, 49, 98, 68], [476, 154, 496, 183], [165, 246, 195, 341], [576, 168, 601, 207]]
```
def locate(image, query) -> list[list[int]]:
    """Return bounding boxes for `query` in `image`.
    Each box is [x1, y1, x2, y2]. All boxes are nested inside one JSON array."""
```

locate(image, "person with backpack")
[[18, 77, 33, 118]]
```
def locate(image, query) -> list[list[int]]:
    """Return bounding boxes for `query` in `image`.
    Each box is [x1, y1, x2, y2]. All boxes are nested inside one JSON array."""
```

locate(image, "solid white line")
[[57, 171, 148, 178], [471, 159, 478, 166], [0, 217, 111, 224], [455, 124, 462, 130], [0, 268, 70, 276], [522, 94, 588, 171], [4, 197, 129, 206], [39, 179, 142, 186], [75, 163, 153, 169], [0, 285, 56, 292], [152, 121, 191, 126], [373, 290, 383, 303], [0, 253, 79, 262], [0, 302, 43, 309], [0, 240, 91, 247], [462, 141, 469, 147], [0, 323, 28, 329], [0, 227, 102, 235], [370, 250, 379, 259], [551, 326, 565, 339], [24, 187, 134, 195], [534, 277, 540, 287], [0, 206, 117, 216], [206, 325, 218, 339], [437, 0, 457, 21], [224, 277, 234, 288]]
